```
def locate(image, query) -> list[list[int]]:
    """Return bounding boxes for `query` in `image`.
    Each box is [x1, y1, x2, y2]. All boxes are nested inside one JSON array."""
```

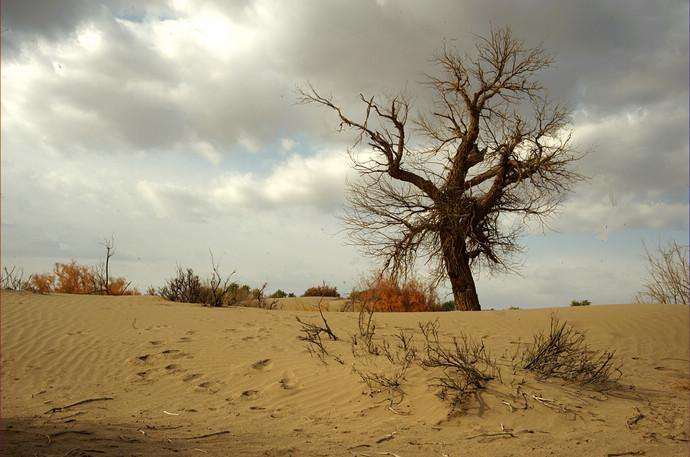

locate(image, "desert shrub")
[[508, 306, 520, 310], [419, 320, 500, 412], [520, 316, 621, 389], [636, 241, 689, 305], [53, 261, 98, 294], [1, 266, 28, 290], [570, 299, 591, 307], [303, 282, 340, 297], [270, 289, 289, 299], [109, 277, 140, 295], [26, 273, 55, 294], [440, 300, 456, 312], [288, 292, 296, 297], [349, 275, 438, 312], [159, 267, 203, 303]]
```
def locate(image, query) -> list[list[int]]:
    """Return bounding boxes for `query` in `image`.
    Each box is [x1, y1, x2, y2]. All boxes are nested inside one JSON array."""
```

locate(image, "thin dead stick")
[[45, 397, 114, 414], [501, 400, 514, 412], [465, 431, 516, 440], [606, 452, 645, 457], [46, 430, 92, 444], [163, 410, 180, 416], [375, 432, 397, 443], [181, 430, 231, 440], [63, 449, 105, 456], [626, 407, 645, 429], [387, 406, 410, 416]]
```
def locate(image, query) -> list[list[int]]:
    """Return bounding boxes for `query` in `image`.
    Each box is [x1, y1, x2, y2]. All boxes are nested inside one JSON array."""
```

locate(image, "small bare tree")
[[301, 27, 582, 310], [636, 241, 689, 305]]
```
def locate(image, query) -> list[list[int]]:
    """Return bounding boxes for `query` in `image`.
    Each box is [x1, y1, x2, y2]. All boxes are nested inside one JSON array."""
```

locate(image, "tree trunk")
[[441, 231, 481, 311]]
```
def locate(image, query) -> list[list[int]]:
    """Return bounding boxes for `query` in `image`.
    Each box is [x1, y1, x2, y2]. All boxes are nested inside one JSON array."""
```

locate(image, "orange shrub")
[[53, 260, 97, 294], [26, 273, 54, 294], [109, 277, 140, 295], [350, 276, 438, 312], [303, 282, 340, 297]]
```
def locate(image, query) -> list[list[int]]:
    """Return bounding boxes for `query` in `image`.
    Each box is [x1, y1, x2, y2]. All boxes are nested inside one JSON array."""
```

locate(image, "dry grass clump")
[[636, 241, 689, 305], [303, 282, 340, 297], [520, 316, 621, 389], [349, 275, 438, 312], [418, 320, 500, 412]]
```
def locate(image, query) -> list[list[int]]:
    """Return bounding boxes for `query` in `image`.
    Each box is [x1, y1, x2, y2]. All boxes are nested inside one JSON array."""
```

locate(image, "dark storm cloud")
[[1, 0, 687, 305]]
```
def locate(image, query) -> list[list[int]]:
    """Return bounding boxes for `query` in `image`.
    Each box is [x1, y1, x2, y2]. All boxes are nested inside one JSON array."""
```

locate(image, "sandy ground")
[[1, 291, 688, 456]]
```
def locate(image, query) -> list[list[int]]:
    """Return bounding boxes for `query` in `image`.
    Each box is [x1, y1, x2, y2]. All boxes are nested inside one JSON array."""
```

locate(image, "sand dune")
[[1, 291, 688, 456]]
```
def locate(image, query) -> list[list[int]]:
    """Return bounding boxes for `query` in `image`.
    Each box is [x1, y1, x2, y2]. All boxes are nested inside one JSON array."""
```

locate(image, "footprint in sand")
[[161, 349, 190, 360], [241, 389, 260, 400], [183, 373, 202, 382], [251, 359, 273, 370], [149, 340, 163, 346], [279, 371, 298, 390], [178, 336, 193, 343], [196, 380, 221, 393], [164, 363, 183, 374], [132, 354, 151, 364]]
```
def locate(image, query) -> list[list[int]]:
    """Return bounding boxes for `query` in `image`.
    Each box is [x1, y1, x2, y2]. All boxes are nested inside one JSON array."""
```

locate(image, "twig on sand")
[[63, 449, 105, 456], [626, 407, 645, 429], [375, 432, 397, 444], [163, 410, 180, 416], [46, 430, 92, 444], [180, 430, 231, 440], [387, 406, 410, 416], [606, 451, 645, 457], [45, 397, 114, 414], [465, 431, 516, 440]]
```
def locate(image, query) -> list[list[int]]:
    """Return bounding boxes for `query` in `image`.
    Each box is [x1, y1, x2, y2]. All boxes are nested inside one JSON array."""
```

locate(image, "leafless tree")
[[300, 27, 583, 310], [102, 236, 115, 294], [635, 241, 689, 305]]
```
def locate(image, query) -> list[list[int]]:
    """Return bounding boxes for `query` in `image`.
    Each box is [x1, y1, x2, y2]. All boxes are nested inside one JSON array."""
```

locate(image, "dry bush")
[[351, 301, 381, 356], [26, 273, 55, 294], [108, 277, 140, 295], [1, 266, 28, 290], [159, 267, 203, 302], [418, 320, 500, 412], [520, 316, 621, 389], [636, 241, 689, 305], [381, 329, 418, 370], [570, 299, 591, 307], [303, 282, 340, 297], [296, 302, 342, 364], [349, 275, 438, 312], [354, 366, 408, 407], [53, 261, 98, 294]]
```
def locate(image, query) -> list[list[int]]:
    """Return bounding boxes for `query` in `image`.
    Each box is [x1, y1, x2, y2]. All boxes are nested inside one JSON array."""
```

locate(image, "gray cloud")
[[2, 0, 687, 305]]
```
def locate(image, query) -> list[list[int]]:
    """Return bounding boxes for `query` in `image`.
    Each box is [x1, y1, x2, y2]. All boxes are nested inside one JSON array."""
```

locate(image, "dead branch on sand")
[[45, 397, 114, 414]]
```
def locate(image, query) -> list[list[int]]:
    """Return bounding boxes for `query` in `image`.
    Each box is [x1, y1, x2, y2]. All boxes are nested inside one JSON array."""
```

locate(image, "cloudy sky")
[[2, 0, 688, 307]]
